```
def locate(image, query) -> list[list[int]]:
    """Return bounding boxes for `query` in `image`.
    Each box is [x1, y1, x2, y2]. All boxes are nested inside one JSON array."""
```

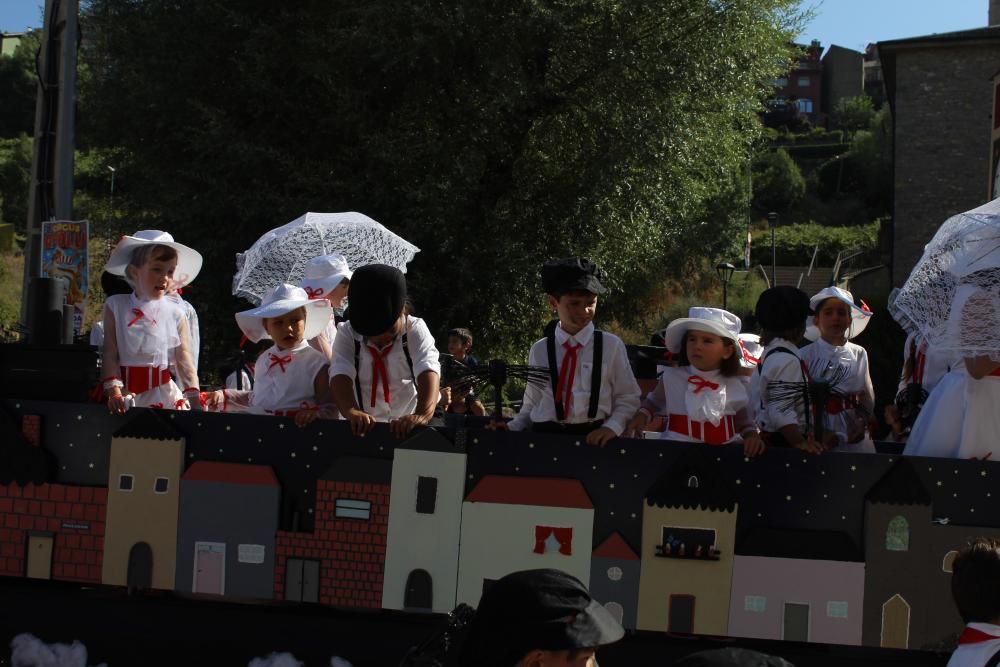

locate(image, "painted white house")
[[456, 475, 594, 606]]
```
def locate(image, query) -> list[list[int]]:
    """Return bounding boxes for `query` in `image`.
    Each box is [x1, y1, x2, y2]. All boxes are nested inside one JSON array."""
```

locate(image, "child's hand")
[[820, 431, 839, 450], [585, 427, 617, 447], [294, 408, 320, 428], [742, 433, 766, 458], [846, 415, 867, 443], [346, 408, 377, 437], [624, 413, 650, 438], [794, 432, 825, 455], [204, 390, 225, 412], [390, 413, 431, 439], [439, 386, 452, 409], [107, 391, 128, 415]]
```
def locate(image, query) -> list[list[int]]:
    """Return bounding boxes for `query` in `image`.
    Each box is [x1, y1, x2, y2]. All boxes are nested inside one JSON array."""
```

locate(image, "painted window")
[[605, 602, 624, 625], [534, 526, 572, 555], [744, 595, 766, 612], [607, 566, 623, 582], [153, 477, 169, 494], [335, 498, 372, 520], [660, 526, 717, 558], [118, 474, 134, 491], [942, 550, 958, 573], [885, 515, 909, 551], [687, 475, 699, 488], [827, 601, 849, 618], [416, 476, 437, 514]]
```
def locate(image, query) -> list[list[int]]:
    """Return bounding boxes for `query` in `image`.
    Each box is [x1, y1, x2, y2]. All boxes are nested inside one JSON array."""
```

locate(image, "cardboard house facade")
[[590, 531, 641, 630], [175, 461, 281, 598], [382, 431, 467, 613], [456, 475, 594, 607]]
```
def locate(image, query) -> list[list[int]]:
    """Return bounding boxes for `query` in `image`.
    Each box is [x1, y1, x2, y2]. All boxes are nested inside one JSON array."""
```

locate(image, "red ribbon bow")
[[555, 341, 583, 416], [860, 299, 871, 313], [267, 353, 293, 374], [687, 375, 719, 393], [368, 344, 393, 407], [127, 308, 153, 327], [304, 286, 325, 299], [738, 339, 760, 365]]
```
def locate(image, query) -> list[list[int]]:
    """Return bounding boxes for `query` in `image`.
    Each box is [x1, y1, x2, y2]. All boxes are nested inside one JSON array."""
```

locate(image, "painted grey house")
[[589, 531, 641, 630], [175, 461, 281, 599]]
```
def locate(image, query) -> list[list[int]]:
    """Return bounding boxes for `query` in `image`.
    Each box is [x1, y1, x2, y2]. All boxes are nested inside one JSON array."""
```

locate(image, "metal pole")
[[53, 0, 78, 220], [771, 226, 776, 286], [722, 281, 728, 310]]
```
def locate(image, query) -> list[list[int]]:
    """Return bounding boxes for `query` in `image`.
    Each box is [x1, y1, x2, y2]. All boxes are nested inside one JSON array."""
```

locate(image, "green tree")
[[0, 31, 40, 139], [831, 95, 875, 134], [751, 147, 805, 218], [78, 0, 803, 365], [0, 134, 32, 229]]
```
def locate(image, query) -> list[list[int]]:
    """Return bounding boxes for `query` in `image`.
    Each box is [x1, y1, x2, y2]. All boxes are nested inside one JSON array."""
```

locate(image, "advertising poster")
[[41, 220, 89, 335]]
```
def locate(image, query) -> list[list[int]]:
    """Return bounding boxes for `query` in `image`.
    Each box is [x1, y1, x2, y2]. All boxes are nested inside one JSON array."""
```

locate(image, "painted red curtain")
[[534, 526, 573, 555]]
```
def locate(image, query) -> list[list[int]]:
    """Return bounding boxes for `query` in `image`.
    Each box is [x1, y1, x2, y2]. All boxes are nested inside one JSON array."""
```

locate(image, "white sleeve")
[[407, 318, 441, 377], [603, 337, 642, 436], [508, 341, 545, 432], [329, 322, 358, 379]]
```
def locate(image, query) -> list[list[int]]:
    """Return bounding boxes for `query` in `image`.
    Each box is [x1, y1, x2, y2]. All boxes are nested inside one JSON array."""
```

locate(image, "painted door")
[[668, 594, 695, 633], [881, 594, 910, 649], [284, 558, 320, 603], [126, 542, 153, 589], [193, 543, 225, 595], [404, 569, 433, 610], [25, 535, 53, 579], [783, 602, 810, 642]]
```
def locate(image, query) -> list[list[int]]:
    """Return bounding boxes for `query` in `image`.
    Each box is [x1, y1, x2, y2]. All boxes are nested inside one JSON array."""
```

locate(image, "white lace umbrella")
[[890, 198, 1000, 360], [232, 211, 420, 305]]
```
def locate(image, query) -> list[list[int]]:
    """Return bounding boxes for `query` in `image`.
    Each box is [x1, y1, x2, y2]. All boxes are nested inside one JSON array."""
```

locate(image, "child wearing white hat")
[[207, 284, 333, 426], [298, 253, 352, 359], [100, 230, 203, 413], [800, 286, 876, 453], [626, 307, 764, 457]]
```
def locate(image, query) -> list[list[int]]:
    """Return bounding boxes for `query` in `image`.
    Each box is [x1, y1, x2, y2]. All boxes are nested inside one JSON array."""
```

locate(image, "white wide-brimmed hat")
[[804, 286, 872, 341], [298, 253, 353, 299], [737, 333, 763, 369], [104, 230, 203, 288], [664, 307, 743, 361], [235, 283, 332, 343]]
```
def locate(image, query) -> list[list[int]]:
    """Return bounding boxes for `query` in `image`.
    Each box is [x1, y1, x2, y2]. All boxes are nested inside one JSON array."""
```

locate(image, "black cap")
[[458, 569, 624, 665], [347, 264, 406, 336], [673, 648, 795, 667], [755, 286, 810, 331], [542, 257, 607, 295]]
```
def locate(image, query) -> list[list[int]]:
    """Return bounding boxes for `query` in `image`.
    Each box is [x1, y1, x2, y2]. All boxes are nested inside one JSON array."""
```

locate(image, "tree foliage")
[[751, 147, 805, 217], [830, 95, 875, 134], [77, 0, 801, 366], [0, 31, 39, 140]]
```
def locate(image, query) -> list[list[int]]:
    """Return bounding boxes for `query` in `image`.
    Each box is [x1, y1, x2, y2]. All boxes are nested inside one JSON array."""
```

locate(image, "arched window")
[[604, 602, 624, 625], [687, 475, 699, 489], [885, 516, 909, 551], [942, 550, 958, 573]]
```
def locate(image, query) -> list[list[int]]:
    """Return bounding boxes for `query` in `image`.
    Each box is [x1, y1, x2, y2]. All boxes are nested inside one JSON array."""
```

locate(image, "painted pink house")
[[728, 528, 865, 645]]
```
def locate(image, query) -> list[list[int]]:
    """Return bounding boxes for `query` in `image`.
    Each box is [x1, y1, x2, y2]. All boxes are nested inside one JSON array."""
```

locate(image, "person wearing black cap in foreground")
[[329, 264, 441, 438], [672, 647, 794, 667], [453, 569, 624, 667], [493, 257, 640, 447], [750, 286, 824, 454]]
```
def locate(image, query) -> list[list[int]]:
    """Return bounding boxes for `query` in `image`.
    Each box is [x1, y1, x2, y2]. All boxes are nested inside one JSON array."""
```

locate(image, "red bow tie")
[[127, 308, 154, 328], [304, 286, 325, 299], [958, 627, 1000, 644], [268, 353, 293, 373], [687, 375, 719, 393]]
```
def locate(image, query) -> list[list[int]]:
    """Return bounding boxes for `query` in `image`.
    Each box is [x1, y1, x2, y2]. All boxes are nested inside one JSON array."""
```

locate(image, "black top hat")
[[755, 286, 810, 332], [346, 264, 407, 336], [542, 257, 607, 295], [457, 569, 624, 666]]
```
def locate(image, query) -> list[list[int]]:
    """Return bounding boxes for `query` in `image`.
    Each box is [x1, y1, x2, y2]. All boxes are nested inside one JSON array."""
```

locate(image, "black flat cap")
[[347, 264, 406, 336], [755, 286, 810, 331], [542, 257, 607, 295]]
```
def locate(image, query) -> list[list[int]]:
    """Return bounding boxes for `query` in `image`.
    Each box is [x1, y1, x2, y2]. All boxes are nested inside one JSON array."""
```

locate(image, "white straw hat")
[[664, 307, 743, 361], [104, 230, 203, 288], [737, 333, 763, 369], [804, 286, 872, 341], [298, 253, 353, 299], [235, 283, 332, 343]]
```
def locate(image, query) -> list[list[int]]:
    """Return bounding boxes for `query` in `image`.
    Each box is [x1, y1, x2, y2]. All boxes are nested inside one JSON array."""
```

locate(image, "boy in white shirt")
[[946, 538, 1000, 667], [503, 257, 640, 446], [329, 264, 441, 439]]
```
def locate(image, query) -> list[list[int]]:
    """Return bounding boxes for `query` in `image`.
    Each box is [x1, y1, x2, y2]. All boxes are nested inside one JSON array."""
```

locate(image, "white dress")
[[800, 338, 876, 454], [105, 293, 186, 409], [247, 341, 329, 413], [645, 365, 752, 444]]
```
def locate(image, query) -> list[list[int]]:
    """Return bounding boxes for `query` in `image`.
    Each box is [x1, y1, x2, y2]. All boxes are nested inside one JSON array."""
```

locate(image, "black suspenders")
[[353, 333, 416, 408], [546, 329, 603, 421]]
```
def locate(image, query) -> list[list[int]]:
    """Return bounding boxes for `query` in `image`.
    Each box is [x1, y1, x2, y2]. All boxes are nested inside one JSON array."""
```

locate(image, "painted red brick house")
[[273, 457, 391, 608]]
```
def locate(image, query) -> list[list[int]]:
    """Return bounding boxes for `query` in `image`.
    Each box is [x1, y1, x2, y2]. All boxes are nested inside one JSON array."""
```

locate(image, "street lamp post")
[[716, 262, 736, 310], [767, 211, 778, 287]]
